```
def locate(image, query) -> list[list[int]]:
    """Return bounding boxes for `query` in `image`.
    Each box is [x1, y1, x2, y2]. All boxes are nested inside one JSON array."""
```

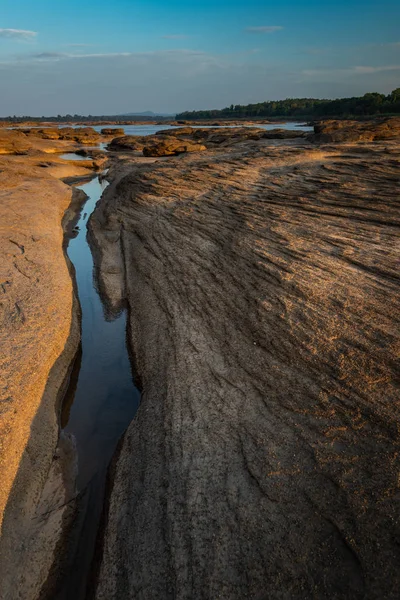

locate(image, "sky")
[[1, 0, 399, 116]]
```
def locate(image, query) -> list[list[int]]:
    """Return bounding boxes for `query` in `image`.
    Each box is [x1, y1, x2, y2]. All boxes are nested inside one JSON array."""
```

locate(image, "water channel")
[[60, 175, 140, 599]]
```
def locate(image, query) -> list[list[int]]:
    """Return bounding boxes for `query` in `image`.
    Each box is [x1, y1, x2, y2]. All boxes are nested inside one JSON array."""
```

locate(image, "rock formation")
[[312, 117, 400, 143], [108, 135, 146, 151], [22, 126, 101, 145], [1, 121, 399, 599], [108, 127, 305, 156], [142, 136, 207, 156], [90, 133, 400, 599], [0, 147, 101, 599], [0, 129, 33, 155], [101, 128, 125, 136]]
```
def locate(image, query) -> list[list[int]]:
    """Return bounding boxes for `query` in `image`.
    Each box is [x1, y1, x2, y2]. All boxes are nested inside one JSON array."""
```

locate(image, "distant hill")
[[120, 111, 175, 117]]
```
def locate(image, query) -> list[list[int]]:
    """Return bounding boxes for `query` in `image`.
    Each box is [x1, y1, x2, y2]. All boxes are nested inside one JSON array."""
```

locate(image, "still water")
[[60, 175, 140, 599], [64, 176, 140, 490], [90, 122, 313, 136]]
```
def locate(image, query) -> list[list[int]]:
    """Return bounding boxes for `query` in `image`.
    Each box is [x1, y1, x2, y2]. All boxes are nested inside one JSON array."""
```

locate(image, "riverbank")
[[0, 148, 105, 598]]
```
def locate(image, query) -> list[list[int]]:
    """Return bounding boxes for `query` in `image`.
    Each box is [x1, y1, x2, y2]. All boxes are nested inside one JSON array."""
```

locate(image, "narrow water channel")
[[60, 175, 140, 599]]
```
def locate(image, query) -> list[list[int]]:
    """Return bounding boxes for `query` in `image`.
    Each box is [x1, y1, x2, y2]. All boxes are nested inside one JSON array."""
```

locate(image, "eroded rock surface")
[[0, 129, 33, 155], [0, 151, 95, 598], [108, 127, 305, 156], [101, 128, 125, 136], [23, 126, 101, 145], [91, 137, 400, 599], [108, 135, 146, 151], [143, 136, 207, 156], [313, 117, 400, 143]]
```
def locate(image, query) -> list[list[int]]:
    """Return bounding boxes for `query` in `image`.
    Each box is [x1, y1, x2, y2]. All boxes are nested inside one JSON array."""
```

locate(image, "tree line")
[[176, 89, 400, 120], [0, 113, 170, 123]]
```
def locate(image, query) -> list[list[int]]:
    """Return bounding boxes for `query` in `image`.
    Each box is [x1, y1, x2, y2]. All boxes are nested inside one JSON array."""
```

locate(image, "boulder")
[[23, 128, 60, 140], [75, 148, 106, 159], [101, 128, 125, 136], [143, 136, 207, 156], [156, 127, 194, 137], [65, 127, 100, 145], [262, 128, 306, 139], [0, 130, 32, 155], [312, 117, 400, 143], [108, 135, 145, 151]]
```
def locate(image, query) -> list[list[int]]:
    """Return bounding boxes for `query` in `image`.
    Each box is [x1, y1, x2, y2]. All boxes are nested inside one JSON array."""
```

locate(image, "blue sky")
[[1, 0, 399, 115]]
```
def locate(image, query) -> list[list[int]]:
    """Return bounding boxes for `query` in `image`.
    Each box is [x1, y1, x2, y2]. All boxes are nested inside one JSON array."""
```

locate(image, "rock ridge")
[[90, 137, 400, 599]]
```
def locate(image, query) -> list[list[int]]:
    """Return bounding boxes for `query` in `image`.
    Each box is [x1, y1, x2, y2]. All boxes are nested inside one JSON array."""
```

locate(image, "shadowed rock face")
[[313, 117, 400, 143], [108, 135, 145, 151], [143, 136, 207, 156], [91, 139, 400, 599], [101, 128, 125, 136]]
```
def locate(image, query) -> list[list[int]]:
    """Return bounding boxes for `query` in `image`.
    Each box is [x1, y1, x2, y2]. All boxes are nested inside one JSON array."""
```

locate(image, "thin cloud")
[[0, 28, 37, 40], [303, 65, 400, 76], [353, 65, 400, 73], [65, 43, 94, 48], [72, 52, 132, 58], [25, 51, 133, 61], [370, 41, 400, 48], [245, 26, 283, 34], [162, 34, 189, 40], [18, 49, 210, 63]]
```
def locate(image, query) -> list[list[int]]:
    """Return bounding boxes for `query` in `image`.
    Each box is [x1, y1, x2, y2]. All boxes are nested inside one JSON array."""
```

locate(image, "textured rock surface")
[[92, 138, 400, 599], [143, 136, 207, 156], [108, 134, 147, 151], [108, 127, 305, 155], [23, 126, 101, 145], [313, 117, 400, 143], [101, 128, 125, 136], [0, 151, 94, 598], [191, 126, 305, 146], [156, 126, 194, 136], [0, 129, 33, 154]]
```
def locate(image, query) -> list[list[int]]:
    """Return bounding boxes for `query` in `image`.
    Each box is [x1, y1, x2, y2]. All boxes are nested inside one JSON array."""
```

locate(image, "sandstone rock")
[[191, 127, 266, 147], [142, 136, 207, 156], [101, 128, 125, 136], [0, 158, 81, 598], [24, 128, 60, 140], [92, 140, 400, 599], [0, 130, 33, 155], [156, 127, 194, 136], [313, 117, 400, 143], [75, 148, 106, 159], [65, 127, 101, 145], [108, 135, 145, 151], [22, 126, 101, 145], [262, 128, 306, 139]]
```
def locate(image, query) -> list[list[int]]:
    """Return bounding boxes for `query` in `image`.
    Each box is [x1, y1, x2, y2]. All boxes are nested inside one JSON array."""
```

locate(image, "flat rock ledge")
[[91, 138, 400, 599]]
